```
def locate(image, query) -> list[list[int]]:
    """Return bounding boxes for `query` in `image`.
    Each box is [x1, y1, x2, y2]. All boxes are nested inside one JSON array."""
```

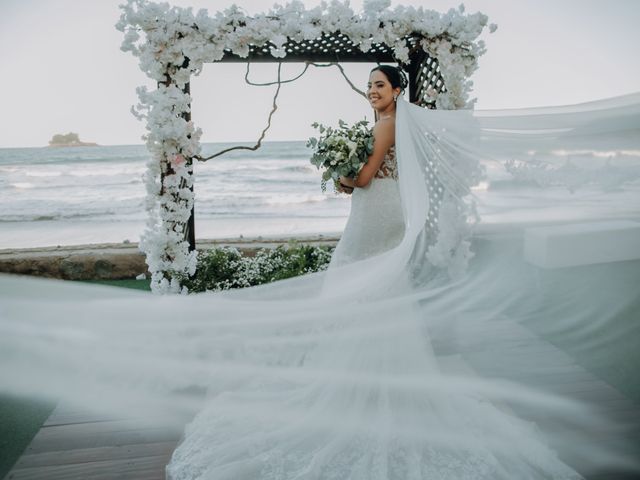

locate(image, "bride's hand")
[[338, 176, 354, 195]]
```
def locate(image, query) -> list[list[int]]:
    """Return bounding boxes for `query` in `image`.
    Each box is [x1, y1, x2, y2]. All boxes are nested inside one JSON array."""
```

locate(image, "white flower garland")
[[116, 0, 495, 293]]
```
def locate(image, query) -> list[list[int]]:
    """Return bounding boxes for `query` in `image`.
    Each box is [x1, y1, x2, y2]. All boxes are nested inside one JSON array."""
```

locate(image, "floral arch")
[[116, 0, 495, 293]]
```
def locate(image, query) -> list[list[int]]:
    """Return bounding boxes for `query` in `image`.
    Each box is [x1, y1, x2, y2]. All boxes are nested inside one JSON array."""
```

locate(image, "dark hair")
[[370, 65, 408, 92]]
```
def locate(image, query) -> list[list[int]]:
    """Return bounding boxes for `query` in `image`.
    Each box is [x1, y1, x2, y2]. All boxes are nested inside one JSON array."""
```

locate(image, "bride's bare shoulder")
[[373, 117, 395, 144]]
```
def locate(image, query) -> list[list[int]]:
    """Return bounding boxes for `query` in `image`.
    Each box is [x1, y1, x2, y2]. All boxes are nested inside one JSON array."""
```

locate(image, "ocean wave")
[[263, 194, 327, 205], [0, 211, 146, 223], [68, 167, 145, 177], [10, 182, 35, 189], [0, 213, 107, 222], [240, 164, 314, 173], [191, 211, 344, 219], [4, 180, 143, 192], [23, 170, 63, 177], [0, 147, 151, 167], [237, 177, 316, 186]]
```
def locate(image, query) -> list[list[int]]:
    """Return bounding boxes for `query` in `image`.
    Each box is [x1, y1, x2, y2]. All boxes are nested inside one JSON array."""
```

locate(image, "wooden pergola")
[[179, 33, 447, 251]]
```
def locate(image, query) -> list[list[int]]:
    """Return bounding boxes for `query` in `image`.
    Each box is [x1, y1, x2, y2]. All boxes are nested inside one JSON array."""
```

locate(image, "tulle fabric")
[[1, 93, 639, 479], [165, 297, 583, 480]]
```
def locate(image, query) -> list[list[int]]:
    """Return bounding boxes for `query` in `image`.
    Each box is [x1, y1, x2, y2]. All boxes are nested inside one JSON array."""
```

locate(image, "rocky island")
[[48, 132, 98, 147]]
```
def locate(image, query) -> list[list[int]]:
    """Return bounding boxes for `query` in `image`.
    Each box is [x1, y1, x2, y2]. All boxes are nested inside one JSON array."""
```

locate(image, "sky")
[[0, 0, 638, 148]]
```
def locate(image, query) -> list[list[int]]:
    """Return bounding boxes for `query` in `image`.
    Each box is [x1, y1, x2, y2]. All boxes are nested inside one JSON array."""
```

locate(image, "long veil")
[[1, 93, 639, 478]]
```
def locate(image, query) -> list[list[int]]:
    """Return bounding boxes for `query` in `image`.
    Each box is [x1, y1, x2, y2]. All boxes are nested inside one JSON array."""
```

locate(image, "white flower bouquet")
[[307, 119, 374, 192]]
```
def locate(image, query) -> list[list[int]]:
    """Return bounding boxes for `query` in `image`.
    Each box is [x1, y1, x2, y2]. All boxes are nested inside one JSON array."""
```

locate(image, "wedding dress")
[[1, 95, 640, 479], [328, 146, 404, 268]]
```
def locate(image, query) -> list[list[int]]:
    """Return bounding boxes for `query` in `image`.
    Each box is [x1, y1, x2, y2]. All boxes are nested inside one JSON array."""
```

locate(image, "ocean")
[[0, 142, 350, 249], [1, 142, 638, 249]]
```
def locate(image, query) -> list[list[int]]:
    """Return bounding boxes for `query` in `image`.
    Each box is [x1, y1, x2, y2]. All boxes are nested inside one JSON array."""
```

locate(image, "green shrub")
[[179, 241, 334, 293]]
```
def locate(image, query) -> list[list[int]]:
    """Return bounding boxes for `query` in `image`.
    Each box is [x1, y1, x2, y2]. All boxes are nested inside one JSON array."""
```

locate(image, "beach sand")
[[0, 218, 347, 250]]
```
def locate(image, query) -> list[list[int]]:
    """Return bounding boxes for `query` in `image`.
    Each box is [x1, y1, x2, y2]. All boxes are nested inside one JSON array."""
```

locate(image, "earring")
[[393, 94, 398, 102]]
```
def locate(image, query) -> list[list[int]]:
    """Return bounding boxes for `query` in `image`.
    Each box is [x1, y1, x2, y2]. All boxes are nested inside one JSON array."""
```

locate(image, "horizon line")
[[0, 139, 312, 150]]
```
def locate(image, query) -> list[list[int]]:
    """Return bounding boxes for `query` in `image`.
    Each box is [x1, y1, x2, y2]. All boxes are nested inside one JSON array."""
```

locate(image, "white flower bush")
[[116, 0, 494, 293], [178, 243, 334, 293]]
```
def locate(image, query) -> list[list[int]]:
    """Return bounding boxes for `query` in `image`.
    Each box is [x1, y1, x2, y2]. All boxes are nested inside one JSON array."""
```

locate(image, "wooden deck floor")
[[4, 403, 190, 480], [5, 320, 640, 480], [439, 319, 640, 480]]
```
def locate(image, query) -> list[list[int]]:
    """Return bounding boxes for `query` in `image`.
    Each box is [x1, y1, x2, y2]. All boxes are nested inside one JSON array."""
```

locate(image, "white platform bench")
[[524, 220, 640, 269]]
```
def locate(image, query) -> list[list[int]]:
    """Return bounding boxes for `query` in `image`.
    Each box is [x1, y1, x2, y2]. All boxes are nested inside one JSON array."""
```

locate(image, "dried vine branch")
[[195, 62, 283, 161], [244, 61, 310, 86], [243, 60, 367, 98], [194, 60, 367, 162], [311, 62, 368, 99]]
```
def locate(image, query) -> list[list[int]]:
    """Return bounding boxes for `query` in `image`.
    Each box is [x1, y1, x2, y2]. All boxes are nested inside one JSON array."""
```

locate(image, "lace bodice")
[[374, 145, 398, 180]]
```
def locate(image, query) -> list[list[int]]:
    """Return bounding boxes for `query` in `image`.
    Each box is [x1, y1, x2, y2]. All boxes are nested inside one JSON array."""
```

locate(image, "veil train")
[[1, 93, 640, 478]]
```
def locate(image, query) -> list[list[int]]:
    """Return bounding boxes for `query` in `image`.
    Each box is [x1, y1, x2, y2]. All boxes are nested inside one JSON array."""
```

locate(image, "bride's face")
[[367, 70, 397, 111]]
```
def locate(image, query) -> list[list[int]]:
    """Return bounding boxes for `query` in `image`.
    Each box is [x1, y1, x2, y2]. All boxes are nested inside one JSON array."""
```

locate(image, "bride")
[[331, 64, 405, 267], [0, 68, 639, 479]]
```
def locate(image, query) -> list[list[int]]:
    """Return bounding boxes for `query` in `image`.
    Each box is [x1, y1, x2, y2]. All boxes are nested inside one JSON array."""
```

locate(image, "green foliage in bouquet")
[[178, 241, 334, 293], [307, 119, 374, 192]]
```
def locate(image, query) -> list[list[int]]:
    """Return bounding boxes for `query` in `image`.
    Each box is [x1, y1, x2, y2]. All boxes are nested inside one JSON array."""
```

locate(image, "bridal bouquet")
[[307, 119, 373, 192]]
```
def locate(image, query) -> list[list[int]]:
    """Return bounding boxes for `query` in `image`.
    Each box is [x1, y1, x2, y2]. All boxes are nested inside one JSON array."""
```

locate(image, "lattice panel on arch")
[[408, 50, 447, 245], [279, 32, 395, 59], [413, 55, 447, 108], [409, 49, 448, 245], [221, 32, 409, 64]]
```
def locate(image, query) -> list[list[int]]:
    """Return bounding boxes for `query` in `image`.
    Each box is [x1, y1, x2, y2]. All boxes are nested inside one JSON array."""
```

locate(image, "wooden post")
[[182, 80, 196, 252], [406, 49, 426, 106], [157, 63, 196, 253]]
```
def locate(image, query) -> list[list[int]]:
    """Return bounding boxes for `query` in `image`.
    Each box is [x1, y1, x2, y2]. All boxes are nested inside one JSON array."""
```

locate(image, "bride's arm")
[[352, 119, 395, 188]]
